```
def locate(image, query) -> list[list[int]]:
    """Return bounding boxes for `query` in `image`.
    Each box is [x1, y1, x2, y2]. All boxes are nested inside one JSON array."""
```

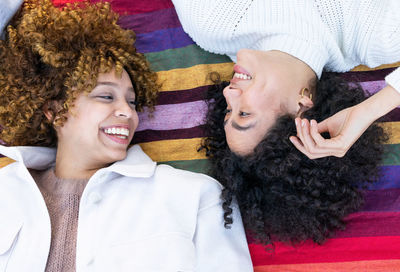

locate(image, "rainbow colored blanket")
[[1, 0, 399, 271]]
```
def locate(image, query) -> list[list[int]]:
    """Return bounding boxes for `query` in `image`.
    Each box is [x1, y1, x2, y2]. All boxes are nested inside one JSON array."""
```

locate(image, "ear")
[[296, 96, 314, 117], [42, 101, 54, 122], [295, 87, 314, 117], [42, 100, 62, 123]]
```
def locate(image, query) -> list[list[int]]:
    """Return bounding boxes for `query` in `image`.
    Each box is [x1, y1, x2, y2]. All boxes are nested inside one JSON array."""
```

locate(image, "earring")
[[301, 88, 312, 100]]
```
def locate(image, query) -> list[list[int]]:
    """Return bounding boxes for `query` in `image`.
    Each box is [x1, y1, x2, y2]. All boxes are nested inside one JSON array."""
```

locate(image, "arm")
[[0, 0, 24, 39], [290, 69, 400, 159], [193, 199, 253, 272]]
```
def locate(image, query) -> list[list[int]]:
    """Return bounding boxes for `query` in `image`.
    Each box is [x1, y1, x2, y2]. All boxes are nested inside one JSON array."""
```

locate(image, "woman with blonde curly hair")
[[0, 1, 252, 271]]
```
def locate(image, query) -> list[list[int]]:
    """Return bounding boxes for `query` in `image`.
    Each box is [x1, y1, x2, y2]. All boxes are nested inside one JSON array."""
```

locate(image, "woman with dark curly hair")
[[202, 73, 388, 245], [172, 0, 400, 157], [0, 1, 252, 271]]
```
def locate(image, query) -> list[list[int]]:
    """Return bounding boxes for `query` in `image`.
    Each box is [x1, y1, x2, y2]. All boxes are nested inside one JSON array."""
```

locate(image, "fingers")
[[317, 118, 329, 134], [291, 118, 347, 159]]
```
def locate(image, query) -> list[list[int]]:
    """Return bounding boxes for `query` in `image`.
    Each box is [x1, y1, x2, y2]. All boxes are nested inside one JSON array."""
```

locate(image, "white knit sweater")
[[172, 0, 400, 92]]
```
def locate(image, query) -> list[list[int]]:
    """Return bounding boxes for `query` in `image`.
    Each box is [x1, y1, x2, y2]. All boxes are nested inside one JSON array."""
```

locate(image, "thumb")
[[317, 118, 329, 134]]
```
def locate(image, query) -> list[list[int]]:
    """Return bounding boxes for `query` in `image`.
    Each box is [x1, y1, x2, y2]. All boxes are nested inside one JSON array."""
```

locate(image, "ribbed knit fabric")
[[172, 0, 400, 91], [30, 168, 89, 272]]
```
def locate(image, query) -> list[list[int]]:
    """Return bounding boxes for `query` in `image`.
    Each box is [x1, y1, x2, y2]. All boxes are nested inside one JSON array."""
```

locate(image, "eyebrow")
[[223, 119, 256, 131], [97, 81, 135, 93]]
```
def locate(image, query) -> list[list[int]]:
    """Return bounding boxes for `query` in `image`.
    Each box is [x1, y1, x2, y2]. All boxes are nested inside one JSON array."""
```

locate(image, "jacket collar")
[[0, 144, 156, 178]]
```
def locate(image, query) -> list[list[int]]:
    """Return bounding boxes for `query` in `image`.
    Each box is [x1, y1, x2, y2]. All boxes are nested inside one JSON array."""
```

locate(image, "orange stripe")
[[254, 259, 400, 272], [351, 62, 400, 71], [138, 138, 205, 162], [0, 157, 15, 168]]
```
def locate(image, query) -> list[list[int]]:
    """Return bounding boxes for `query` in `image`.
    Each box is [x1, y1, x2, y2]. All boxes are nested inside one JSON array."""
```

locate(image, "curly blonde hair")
[[0, 0, 159, 147]]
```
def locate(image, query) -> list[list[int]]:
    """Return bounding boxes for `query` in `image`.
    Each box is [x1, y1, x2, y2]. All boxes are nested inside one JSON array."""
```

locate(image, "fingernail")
[[311, 120, 315, 126], [301, 120, 305, 127], [295, 119, 298, 126]]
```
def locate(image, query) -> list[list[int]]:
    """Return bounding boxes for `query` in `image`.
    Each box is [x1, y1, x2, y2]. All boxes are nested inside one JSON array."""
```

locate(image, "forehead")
[[95, 69, 134, 92]]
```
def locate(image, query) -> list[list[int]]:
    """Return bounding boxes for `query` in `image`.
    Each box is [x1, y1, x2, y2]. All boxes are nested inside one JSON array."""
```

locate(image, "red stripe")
[[336, 212, 400, 238], [250, 236, 400, 266], [52, 0, 174, 14], [254, 259, 400, 272]]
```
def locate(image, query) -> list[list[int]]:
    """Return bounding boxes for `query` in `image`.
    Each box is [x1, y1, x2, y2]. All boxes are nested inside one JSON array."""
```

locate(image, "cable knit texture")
[[172, 0, 400, 91], [30, 168, 89, 272]]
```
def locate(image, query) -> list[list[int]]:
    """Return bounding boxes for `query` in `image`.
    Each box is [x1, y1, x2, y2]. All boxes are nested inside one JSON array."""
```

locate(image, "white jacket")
[[0, 0, 23, 40], [0, 145, 252, 272]]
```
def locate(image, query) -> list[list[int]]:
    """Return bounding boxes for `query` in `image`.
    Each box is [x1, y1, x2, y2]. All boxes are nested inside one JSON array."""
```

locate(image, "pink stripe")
[[137, 101, 207, 131]]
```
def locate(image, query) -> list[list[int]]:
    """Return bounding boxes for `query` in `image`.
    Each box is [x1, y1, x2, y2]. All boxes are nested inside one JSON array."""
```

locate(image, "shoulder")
[[154, 164, 223, 208], [155, 164, 222, 189]]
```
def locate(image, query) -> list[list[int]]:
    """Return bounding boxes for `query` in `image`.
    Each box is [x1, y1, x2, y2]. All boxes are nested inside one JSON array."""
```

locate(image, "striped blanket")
[[2, 0, 399, 270]]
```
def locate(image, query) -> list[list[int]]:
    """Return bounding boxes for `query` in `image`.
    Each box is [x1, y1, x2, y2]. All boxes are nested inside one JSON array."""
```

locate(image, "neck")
[[54, 145, 105, 180]]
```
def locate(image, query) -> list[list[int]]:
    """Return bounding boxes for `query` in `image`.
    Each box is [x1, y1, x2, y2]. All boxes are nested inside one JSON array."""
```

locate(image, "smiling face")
[[55, 68, 139, 169], [223, 49, 316, 155]]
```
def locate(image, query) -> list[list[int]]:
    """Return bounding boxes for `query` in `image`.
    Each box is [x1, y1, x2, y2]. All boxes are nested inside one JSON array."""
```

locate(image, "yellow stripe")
[[139, 138, 206, 162], [157, 63, 234, 92], [351, 62, 400, 72], [156, 62, 400, 92], [381, 122, 400, 144], [254, 259, 400, 272], [0, 157, 15, 168], [138, 122, 399, 163]]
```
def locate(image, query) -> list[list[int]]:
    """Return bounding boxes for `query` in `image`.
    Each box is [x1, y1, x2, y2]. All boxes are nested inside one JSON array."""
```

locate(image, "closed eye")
[[97, 95, 113, 100], [224, 109, 232, 114], [128, 100, 138, 108]]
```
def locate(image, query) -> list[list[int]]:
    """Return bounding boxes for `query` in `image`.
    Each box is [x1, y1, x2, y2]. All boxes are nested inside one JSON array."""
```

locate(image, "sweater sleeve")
[[0, 0, 23, 39], [385, 68, 400, 93]]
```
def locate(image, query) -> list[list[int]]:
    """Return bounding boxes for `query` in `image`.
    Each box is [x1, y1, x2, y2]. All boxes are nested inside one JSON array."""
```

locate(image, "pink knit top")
[[30, 168, 89, 272]]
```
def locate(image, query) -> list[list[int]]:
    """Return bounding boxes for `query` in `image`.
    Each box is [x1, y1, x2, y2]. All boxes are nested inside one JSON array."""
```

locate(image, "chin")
[[105, 150, 128, 164]]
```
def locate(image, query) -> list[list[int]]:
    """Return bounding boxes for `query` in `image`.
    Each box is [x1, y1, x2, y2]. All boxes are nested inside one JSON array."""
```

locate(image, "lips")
[[231, 64, 252, 84], [233, 64, 252, 77], [101, 125, 131, 145]]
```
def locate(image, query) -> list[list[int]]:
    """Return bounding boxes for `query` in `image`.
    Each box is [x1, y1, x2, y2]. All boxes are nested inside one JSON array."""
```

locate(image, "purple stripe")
[[359, 80, 386, 95], [133, 125, 206, 143], [336, 212, 400, 238], [118, 8, 181, 35], [361, 188, 400, 212], [368, 166, 400, 190], [137, 100, 207, 131], [156, 86, 209, 105], [338, 68, 396, 82], [135, 28, 194, 53], [381, 108, 400, 122]]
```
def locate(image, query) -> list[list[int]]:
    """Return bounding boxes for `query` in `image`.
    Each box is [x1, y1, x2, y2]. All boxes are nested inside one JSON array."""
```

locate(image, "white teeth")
[[104, 127, 130, 137], [234, 72, 252, 80]]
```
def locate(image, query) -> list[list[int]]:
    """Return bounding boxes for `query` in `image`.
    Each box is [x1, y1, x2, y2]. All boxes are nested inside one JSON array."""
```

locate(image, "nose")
[[223, 85, 242, 104], [114, 100, 134, 118]]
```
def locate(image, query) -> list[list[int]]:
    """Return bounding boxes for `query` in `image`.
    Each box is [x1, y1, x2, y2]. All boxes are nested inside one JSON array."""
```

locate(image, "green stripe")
[[157, 145, 399, 172], [144, 44, 232, 72], [158, 159, 210, 175], [382, 144, 400, 166]]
